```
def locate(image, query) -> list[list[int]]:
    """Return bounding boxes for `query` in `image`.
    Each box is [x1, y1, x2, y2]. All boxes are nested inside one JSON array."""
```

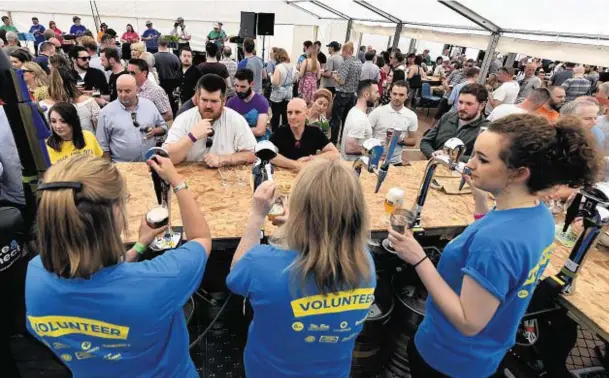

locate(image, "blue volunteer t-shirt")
[[25, 241, 207, 378], [227, 245, 376, 378], [226, 93, 270, 141], [415, 203, 555, 378], [70, 24, 87, 37]]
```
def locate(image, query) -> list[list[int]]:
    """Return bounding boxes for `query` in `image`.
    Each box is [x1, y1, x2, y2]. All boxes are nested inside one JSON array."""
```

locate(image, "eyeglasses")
[[131, 112, 139, 128], [78, 56, 91, 61]]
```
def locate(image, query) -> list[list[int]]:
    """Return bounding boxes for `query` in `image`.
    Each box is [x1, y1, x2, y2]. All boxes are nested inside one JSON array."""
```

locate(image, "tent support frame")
[[479, 32, 501, 84]]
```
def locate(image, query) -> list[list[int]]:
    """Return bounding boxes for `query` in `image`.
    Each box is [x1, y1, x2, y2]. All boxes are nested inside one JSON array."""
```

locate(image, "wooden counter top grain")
[[117, 160, 477, 243], [544, 241, 609, 340]]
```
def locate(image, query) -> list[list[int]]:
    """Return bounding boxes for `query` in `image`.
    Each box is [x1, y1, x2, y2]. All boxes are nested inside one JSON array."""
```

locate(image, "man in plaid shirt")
[[128, 59, 173, 122], [562, 66, 592, 103], [330, 41, 362, 145]]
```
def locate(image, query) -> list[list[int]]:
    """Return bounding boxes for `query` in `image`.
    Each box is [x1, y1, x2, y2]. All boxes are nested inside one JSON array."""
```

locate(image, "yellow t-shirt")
[[47, 130, 104, 164]]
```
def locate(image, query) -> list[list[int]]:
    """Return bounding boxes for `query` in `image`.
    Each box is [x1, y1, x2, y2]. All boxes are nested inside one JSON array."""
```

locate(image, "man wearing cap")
[[207, 22, 227, 55], [70, 16, 87, 37], [171, 17, 191, 55], [141, 21, 161, 54], [29, 17, 46, 51], [320, 41, 343, 96]]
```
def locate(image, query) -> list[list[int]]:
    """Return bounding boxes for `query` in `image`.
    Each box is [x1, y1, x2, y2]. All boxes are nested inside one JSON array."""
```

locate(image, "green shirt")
[[207, 30, 226, 47], [0, 25, 18, 33]]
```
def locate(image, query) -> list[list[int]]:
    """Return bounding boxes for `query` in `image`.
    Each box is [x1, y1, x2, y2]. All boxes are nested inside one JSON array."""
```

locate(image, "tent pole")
[[505, 53, 517, 70], [345, 19, 353, 42], [408, 39, 417, 54], [387, 36, 392, 49], [479, 32, 501, 84], [392, 23, 403, 50]]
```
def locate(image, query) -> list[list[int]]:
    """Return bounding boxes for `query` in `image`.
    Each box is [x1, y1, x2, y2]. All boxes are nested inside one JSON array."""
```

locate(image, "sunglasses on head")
[[131, 112, 139, 128]]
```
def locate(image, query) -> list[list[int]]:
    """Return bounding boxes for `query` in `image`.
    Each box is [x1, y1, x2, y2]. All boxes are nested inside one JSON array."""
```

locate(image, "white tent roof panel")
[[321, 0, 388, 22], [288, 2, 342, 19]]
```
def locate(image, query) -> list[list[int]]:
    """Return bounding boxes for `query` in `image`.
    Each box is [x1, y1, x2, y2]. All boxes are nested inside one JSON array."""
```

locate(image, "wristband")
[[474, 213, 485, 220], [133, 242, 147, 255], [413, 255, 428, 268], [187, 132, 197, 143]]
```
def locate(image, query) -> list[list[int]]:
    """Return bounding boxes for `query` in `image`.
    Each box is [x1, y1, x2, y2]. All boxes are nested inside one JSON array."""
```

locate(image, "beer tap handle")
[[382, 130, 401, 171], [563, 192, 583, 232]]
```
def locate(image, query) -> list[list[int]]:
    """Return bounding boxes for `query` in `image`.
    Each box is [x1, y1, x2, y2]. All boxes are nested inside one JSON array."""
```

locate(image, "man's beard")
[[550, 102, 562, 112], [119, 97, 136, 107], [77, 62, 88, 71], [199, 105, 222, 122], [458, 110, 478, 121]]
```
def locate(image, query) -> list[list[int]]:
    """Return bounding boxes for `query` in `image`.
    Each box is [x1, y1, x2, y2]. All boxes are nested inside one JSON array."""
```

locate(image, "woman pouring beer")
[[389, 114, 602, 378], [25, 155, 211, 377], [227, 160, 376, 377]]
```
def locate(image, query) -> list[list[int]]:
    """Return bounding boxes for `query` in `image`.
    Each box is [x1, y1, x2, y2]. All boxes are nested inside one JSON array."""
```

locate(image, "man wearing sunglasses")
[[69, 46, 109, 97], [96, 75, 168, 162]]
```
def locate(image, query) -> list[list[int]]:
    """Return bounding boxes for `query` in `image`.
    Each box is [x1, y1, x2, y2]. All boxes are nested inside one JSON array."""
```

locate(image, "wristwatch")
[[173, 181, 189, 194]]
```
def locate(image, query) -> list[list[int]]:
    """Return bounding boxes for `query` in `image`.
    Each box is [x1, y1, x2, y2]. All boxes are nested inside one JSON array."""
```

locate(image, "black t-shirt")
[[317, 52, 327, 65], [270, 126, 330, 161], [179, 66, 202, 104], [108, 71, 128, 101], [153, 51, 181, 81], [75, 68, 110, 95], [198, 62, 229, 79]]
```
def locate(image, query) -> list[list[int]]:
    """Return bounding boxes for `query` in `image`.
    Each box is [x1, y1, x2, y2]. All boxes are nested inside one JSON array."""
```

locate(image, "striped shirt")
[[139, 79, 172, 116], [561, 77, 592, 102], [221, 57, 238, 98], [336, 56, 362, 94]]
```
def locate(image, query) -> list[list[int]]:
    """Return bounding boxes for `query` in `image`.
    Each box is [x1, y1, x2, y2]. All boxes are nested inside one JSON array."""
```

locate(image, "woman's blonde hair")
[[275, 48, 290, 64], [23, 61, 49, 87], [131, 42, 145, 54], [273, 160, 371, 295], [307, 49, 318, 72], [37, 155, 128, 279]]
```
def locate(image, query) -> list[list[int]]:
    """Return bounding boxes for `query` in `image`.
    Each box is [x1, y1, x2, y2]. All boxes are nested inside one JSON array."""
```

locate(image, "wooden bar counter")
[[117, 160, 476, 243], [117, 160, 609, 341]]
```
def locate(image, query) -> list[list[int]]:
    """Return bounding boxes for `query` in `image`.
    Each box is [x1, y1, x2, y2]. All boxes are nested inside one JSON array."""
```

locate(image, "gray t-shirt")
[[322, 54, 343, 89], [241, 56, 264, 93], [515, 76, 542, 103], [0, 107, 25, 206], [360, 61, 380, 82], [153, 51, 181, 81]]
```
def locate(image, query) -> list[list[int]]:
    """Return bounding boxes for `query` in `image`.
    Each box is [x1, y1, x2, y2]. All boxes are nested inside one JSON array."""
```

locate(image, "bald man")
[[96, 74, 168, 162], [269, 98, 339, 171], [516, 63, 542, 103], [561, 66, 593, 103]]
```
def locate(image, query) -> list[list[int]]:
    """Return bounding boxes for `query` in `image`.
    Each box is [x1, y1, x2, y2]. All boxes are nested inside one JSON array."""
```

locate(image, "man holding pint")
[[163, 74, 256, 167]]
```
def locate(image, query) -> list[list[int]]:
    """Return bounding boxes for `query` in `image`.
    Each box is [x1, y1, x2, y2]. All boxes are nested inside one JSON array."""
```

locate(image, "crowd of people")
[[1, 12, 609, 378]]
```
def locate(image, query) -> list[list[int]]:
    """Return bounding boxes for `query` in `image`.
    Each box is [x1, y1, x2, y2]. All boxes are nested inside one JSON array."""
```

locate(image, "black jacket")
[[420, 111, 490, 161], [73, 68, 110, 95], [178, 66, 202, 104]]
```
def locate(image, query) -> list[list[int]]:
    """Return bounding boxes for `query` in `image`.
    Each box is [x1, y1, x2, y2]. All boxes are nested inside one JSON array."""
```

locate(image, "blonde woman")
[[26, 154, 212, 377], [140, 51, 159, 84], [22, 61, 50, 101], [131, 41, 145, 59], [227, 160, 376, 377], [298, 48, 320, 105], [270, 48, 293, 131]]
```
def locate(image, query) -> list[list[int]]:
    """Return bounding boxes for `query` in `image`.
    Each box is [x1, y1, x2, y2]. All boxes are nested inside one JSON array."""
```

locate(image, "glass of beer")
[[389, 208, 415, 248], [384, 187, 405, 224]]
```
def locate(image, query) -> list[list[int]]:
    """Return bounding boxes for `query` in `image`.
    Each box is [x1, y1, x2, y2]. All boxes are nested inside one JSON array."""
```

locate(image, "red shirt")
[[121, 31, 139, 43], [51, 27, 63, 43]]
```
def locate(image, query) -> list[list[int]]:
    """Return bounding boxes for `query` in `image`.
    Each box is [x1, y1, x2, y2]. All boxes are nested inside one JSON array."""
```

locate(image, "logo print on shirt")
[[61, 354, 72, 362], [304, 336, 316, 343], [28, 315, 130, 340], [290, 288, 375, 318], [518, 244, 553, 299], [291, 322, 304, 332]]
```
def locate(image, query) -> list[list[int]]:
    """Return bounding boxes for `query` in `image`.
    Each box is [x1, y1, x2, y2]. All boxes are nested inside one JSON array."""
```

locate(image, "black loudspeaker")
[[192, 50, 207, 66], [239, 12, 257, 38], [257, 13, 275, 36]]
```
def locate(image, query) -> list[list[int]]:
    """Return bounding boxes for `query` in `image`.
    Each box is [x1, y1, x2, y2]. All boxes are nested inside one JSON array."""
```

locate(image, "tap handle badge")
[[442, 137, 466, 163], [145, 147, 170, 206]]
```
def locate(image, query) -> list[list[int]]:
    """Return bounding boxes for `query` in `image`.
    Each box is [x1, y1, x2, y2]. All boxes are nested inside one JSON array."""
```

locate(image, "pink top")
[[121, 31, 139, 43], [51, 27, 64, 43]]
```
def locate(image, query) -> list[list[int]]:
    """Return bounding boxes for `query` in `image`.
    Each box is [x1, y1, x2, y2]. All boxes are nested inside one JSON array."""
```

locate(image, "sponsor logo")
[[340, 321, 348, 329], [292, 322, 304, 332], [308, 324, 330, 332], [61, 354, 72, 362], [304, 336, 316, 343], [341, 333, 358, 342], [290, 288, 375, 318], [28, 316, 129, 340], [52, 341, 69, 350], [319, 335, 339, 343], [81, 341, 92, 350], [104, 353, 122, 361]]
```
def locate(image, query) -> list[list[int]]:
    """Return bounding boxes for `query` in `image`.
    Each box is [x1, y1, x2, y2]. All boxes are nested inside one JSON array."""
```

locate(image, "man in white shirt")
[[487, 88, 550, 122], [163, 74, 256, 166], [486, 67, 519, 114], [368, 81, 418, 165], [341, 80, 379, 161]]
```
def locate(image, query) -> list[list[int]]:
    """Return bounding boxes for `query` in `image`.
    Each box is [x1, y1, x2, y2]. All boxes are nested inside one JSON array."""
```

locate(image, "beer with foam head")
[[384, 187, 405, 217]]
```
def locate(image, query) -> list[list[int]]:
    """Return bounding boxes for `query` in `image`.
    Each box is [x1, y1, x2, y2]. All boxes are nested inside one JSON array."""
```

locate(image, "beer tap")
[[551, 183, 609, 295], [252, 141, 278, 192], [144, 147, 180, 251], [353, 129, 401, 193], [409, 138, 468, 230]]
